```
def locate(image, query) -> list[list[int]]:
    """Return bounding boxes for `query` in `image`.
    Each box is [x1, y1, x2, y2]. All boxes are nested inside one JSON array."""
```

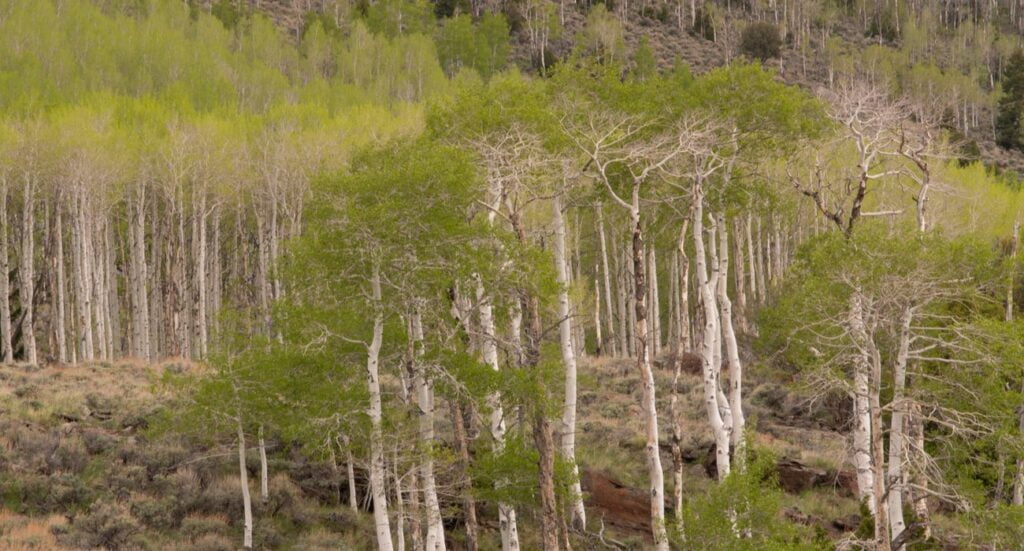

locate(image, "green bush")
[[740, 22, 782, 61], [57, 501, 140, 550]]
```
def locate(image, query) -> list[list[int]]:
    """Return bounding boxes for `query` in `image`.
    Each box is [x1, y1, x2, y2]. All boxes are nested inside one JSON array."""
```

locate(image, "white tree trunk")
[[597, 204, 618, 356], [717, 214, 745, 468], [259, 425, 269, 503], [19, 176, 36, 364], [693, 186, 730, 480], [347, 443, 358, 512], [53, 204, 68, 363], [475, 278, 519, 551], [627, 185, 669, 551], [368, 265, 394, 551], [411, 310, 446, 551], [849, 293, 876, 514], [888, 307, 913, 549], [0, 182, 11, 363], [236, 416, 253, 550], [553, 196, 586, 530]]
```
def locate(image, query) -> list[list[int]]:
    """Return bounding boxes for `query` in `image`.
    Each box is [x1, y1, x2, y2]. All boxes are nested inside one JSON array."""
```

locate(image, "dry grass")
[[0, 510, 70, 550]]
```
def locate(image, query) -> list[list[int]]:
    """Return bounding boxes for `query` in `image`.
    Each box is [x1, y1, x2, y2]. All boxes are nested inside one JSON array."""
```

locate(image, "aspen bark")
[[411, 310, 445, 551], [346, 442, 358, 512], [259, 425, 269, 504], [53, 205, 68, 363], [850, 293, 876, 514], [628, 184, 669, 551], [693, 185, 730, 481], [368, 265, 394, 551], [0, 182, 11, 363], [19, 175, 36, 364], [717, 214, 745, 468], [888, 307, 913, 549], [475, 277, 519, 551], [450, 399, 479, 551], [553, 196, 586, 530], [650, 248, 662, 356], [130, 187, 150, 360], [236, 415, 253, 550], [732, 218, 748, 334], [597, 203, 618, 356]]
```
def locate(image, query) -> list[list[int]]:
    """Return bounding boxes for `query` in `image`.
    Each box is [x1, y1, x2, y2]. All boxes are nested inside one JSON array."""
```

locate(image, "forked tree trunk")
[[553, 196, 586, 530], [717, 214, 745, 469], [693, 188, 730, 481]]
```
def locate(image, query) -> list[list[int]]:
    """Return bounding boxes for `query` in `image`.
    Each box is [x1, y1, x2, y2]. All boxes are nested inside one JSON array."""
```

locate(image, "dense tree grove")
[[7, 1, 1024, 550]]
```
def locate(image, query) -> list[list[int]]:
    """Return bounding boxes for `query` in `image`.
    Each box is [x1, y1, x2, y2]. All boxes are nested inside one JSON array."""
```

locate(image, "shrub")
[[82, 429, 117, 455], [57, 501, 140, 550], [740, 22, 782, 61], [180, 513, 230, 542], [192, 533, 234, 551]]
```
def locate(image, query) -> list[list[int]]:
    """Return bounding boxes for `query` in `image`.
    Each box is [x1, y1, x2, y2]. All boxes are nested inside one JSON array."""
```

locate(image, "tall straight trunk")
[[0, 182, 11, 363], [130, 187, 150, 360], [236, 415, 253, 550], [693, 185, 730, 481], [597, 204, 618, 356], [476, 278, 519, 551], [870, 346, 890, 550], [670, 220, 689, 526], [346, 442, 358, 511], [150, 199, 164, 357], [732, 218, 748, 334], [677, 224, 691, 353], [19, 176, 36, 364], [91, 217, 109, 360], [368, 265, 394, 551], [72, 198, 93, 361], [259, 425, 269, 503], [908, 402, 931, 537], [105, 222, 119, 356], [717, 214, 745, 468], [888, 308, 913, 549], [850, 293, 876, 514], [411, 311, 446, 550], [754, 216, 767, 304], [594, 276, 603, 356], [54, 205, 68, 363], [627, 184, 669, 551], [520, 285, 561, 550], [394, 450, 406, 551], [450, 399, 479, 551], [553, 196, 586, 530], [196, 193, 208, 359], [745, 215, 757, 307], [667, 251, 678, 350], [650, 248, 662, 356], [614, 233, 630, 358]]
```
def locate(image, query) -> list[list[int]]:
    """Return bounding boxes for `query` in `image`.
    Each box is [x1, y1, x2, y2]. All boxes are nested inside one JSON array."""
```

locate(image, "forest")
[[3, 0, 1024, 550]]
